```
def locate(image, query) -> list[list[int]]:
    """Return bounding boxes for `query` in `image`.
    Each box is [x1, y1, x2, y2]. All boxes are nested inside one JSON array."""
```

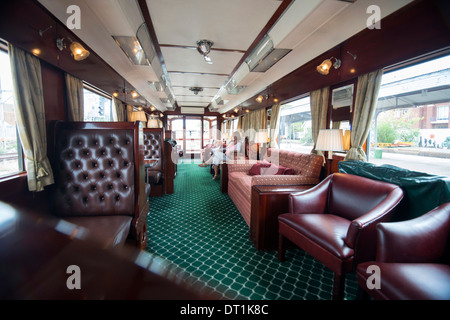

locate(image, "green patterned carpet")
[[146, 162, 357, 300]]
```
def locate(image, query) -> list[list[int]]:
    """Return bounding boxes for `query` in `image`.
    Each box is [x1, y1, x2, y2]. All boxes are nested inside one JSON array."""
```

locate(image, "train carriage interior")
[[0, 0, 449, 307]]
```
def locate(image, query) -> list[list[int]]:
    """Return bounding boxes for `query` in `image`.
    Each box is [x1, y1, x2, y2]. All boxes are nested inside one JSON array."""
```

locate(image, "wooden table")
[[0, 201, 211, 300], [250, 184, 315, 251]]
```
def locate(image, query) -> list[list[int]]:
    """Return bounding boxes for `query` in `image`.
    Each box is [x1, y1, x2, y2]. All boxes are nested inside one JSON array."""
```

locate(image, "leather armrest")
[[376, 203, 450, 263], [345, 187, 404, 247], [288, 175, 332, 214]]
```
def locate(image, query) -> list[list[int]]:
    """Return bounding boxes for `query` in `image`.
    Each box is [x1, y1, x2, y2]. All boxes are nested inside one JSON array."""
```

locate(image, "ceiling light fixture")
[[189, 87, 203, 95], [56, 37, 90, 61], [197, 40, 213, 64], [316, 57, 341, 75]]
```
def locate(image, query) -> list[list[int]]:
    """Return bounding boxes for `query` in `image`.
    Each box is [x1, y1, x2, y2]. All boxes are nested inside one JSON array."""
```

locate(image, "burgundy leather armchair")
[[356, 202, 450, 300], [278, 173, 404, 300]]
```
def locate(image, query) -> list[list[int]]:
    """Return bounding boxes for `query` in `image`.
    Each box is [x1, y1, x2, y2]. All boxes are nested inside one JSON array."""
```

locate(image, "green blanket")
[[338, 160, 450, 221]]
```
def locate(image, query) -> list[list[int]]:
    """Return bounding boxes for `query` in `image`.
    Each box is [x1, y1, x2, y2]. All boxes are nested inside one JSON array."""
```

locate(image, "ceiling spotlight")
[[112, 90, 119, 98], [189, 87, 203, 95], [197, 40, 213, 64], [316, 57, 341, 75], [234, 107, 239, 113]]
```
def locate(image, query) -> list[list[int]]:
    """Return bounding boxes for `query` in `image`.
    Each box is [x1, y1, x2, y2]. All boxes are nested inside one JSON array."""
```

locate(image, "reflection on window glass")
[[369, 54, 450, 177], [83, 88, 112, 121], [0, 49, 22, 177], [278, 96, 312, 153]]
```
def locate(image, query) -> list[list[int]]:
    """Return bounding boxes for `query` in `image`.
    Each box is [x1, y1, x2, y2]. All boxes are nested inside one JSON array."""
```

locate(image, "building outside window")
[[83, 87, 112, 121], [277, 95, 312, 153], [369, 54, 450, 177], [0, 48, 23, 178]]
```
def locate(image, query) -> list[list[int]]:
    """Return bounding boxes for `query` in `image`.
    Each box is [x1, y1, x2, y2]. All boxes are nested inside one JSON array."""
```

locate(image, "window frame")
[[0, 42, 25, 180], [82, 83, 113, 122]]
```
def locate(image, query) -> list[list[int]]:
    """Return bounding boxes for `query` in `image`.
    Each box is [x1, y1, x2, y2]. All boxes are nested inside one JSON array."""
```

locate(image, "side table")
[[250, 184, 314, 250]]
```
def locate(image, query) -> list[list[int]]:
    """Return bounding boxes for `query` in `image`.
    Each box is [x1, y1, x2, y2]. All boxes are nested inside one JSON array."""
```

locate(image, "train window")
[[83, 86, 112, 121], [277, 95, 312, 153], [0, 49, 24, 178], [368, 53, 450, 177]]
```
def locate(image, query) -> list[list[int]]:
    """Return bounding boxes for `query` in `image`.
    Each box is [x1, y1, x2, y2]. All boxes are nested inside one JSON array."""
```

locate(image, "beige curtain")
[[64, 73, 84, 121], [310, 87, 330, 156], [126, 104, 134, 121], [243, 108, 267, 141], [269, 103, 281, 148], [345, 69, 384, 161], [237, 115, 243, 130], [112, 97, 125, 122], [8, 44, 54, 192]]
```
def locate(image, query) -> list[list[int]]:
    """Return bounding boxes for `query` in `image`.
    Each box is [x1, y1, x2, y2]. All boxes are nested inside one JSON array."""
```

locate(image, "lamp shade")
[[316, 59, 332, 75], [255, 131, 268, 144], [147, 119, 160, 128], [316, 129, 344, 152], [70, 42, 90, 61], [129, 111, 147, 122]]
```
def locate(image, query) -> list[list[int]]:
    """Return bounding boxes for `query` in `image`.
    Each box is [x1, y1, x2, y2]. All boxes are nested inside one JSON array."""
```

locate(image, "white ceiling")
[[38, 0, 413, 113]]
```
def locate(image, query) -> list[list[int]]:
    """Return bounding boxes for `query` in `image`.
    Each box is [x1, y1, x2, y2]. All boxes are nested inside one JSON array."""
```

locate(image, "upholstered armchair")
[[278, 173, 404, 300], [356, 202, 450, 300], [49, 121, 149, 250]]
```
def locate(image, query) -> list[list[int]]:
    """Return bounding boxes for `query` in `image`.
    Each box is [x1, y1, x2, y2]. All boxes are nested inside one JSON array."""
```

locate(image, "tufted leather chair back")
[[50, 122, 142, 217], [143, 128, 163, 171]]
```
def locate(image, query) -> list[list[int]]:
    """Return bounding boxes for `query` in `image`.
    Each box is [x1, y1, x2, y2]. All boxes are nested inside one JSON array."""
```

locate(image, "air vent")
[[245, 34, 291, 72], [181, 107, 205, 114], [112, 36, 149, 66]]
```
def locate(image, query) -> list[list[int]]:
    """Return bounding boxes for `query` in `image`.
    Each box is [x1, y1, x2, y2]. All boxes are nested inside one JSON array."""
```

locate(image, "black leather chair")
[[278, 173, 404, 300], [356, 202, 450, 300]]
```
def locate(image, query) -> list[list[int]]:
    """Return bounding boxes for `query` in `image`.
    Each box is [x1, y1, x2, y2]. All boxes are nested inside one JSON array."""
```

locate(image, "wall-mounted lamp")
[[256, 95, 265, 103], [316, 57, 341, 75], [56, 37, 90, 61], [130, 90, 139, 99], [112, 90, 120, 98]]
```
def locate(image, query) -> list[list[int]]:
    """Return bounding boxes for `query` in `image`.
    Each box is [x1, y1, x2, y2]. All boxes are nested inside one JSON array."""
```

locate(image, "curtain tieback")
[[36, 162, 49, 179]]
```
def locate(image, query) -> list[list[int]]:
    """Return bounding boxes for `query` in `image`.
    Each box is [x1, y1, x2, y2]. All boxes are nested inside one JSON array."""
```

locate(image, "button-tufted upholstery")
[[49, 121, 149, 249], [143, 128, 164, 192], [53, 130, 135, 216]]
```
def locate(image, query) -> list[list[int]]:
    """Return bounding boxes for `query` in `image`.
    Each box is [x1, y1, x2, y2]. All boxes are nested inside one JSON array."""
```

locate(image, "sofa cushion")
[[248, 160, 271, 176]]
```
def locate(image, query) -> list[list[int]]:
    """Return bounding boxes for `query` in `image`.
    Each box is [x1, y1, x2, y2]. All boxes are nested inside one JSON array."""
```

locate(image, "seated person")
[[198, 140, 214, 167], [203, 140, 226, 180], [225, 131, 242, 159]]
